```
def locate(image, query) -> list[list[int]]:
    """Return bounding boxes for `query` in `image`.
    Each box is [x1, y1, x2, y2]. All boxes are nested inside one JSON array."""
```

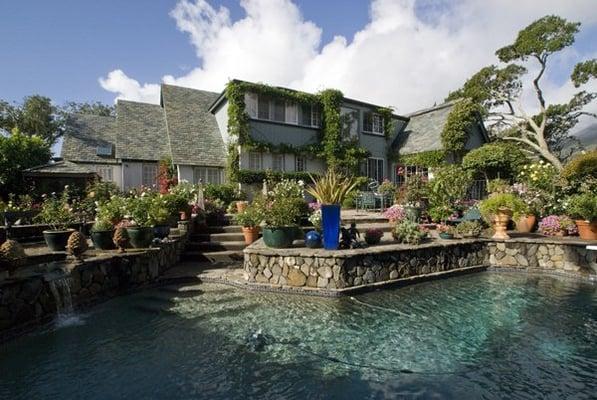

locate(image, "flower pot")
[[126, 227, 154, 248], [90, 230, 114, 250], [236, 201, 248, 214], [321, 204, 341, 250], [439, 232, 454, 240], [492, 207, 512, 240], [404, 206, 421, 223], [42, 229, 75, 252], [242, 226, 260, 245], [153, 225, 171, 240], [364, 236, 381, 245], [516, 215, 536, 233], [262, 227, 296, 248], [304, 230, 322, 248], [575, 220, 597, 241]]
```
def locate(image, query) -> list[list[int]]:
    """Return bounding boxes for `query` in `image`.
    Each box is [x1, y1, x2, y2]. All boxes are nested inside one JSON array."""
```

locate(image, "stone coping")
[[486, 266, 597, 283], [244, 237, 485, 258]]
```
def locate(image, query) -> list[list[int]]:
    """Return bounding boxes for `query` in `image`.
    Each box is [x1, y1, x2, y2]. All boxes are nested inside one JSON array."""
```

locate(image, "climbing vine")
[[377, 107, 395, 140], [397, 150, 446, 168], [441, 98, 482, 158]]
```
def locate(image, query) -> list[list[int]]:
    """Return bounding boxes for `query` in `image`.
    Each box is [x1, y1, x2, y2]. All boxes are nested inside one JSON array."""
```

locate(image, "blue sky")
[[1, 0, 596, 114]]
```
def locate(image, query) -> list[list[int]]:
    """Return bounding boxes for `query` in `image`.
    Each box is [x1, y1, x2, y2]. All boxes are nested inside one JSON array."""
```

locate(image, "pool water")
[[1, 272, 595, 399]]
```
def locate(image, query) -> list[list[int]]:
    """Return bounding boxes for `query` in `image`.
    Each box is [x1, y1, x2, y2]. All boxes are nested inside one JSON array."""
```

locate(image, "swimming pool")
[[1, 272, 595, 399]]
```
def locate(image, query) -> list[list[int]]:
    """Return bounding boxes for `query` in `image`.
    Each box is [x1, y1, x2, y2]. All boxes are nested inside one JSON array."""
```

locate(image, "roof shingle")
[[61, 114, 118, 163]]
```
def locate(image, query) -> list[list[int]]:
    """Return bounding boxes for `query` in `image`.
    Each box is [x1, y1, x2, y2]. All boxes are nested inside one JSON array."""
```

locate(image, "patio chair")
[[355, 191, 377, 212]]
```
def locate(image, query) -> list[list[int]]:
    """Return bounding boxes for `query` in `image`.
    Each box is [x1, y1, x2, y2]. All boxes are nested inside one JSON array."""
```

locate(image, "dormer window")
[[244, 92, 320, 128], [96, 144, 113, 156], [363, 112, 384, 135]]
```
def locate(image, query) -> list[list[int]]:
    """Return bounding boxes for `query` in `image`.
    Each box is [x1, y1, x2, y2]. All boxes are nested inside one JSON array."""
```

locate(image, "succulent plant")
[[0, 239, 27, 273], [66, 231, 88, 261]]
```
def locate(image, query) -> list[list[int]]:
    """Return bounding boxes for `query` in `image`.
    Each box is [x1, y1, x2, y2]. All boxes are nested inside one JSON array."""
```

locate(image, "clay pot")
[[241, 226, 260, 245], [575, 220, 597, 241], [492, 207, 512, 240], [516, 215, 536, 233]]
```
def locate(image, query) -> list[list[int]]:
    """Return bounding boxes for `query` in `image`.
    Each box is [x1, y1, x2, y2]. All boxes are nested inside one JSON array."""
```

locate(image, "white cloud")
[[99, 0, 597, 119]]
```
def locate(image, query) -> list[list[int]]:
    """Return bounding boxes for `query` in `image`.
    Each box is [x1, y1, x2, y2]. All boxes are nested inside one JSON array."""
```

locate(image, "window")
[[258, 96, 271, 119], [367, 158, 384, 183], [363, 112, 384, 135], [295, 155, 306, 172], [286, 103, 298, 124], [249, 152, 263, 170], [194, 167, 222, 184], [300, 104, 321, 127], [245, 93, 258, 118], [95, 165, 113, 182], [395, 164, 428, 186], [341, 107, 359, 138], [272, 154, 285, 171], [142, 163, 158, 187], [273, 100, 286, 122]]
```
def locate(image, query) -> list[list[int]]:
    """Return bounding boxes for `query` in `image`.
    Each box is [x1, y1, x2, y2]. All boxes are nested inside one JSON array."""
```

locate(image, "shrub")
[[392, 220, 427, 245], [462, 141, 528, 182], [204, 183, 240, 205], [455, 220, 484, 237], [91, 218, 113, 232], [34, 190, 77, 230], [235, 205, 263, 228], [95, 195, 127, 225], [255, 179, 306, 227], [538, 215, 578, 236], [479, 193, 529, 222], [401, 175, 428, 206], [561, 150, 597, 185], [566, 192, 597, 221], [517, 161, 558, 193]]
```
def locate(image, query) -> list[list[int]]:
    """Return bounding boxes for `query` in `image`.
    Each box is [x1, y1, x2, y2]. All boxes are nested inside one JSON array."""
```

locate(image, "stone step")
[[202, 225, 243, 234], [182, 250, 244, 264], [191, 232, 246, 242], [186, 241, 247, 252]]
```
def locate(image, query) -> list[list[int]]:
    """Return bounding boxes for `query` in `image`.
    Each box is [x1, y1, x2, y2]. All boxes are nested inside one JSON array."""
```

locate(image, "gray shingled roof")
[[115, 100, 169, 161], [393, 102, 456, 155], [61, 114, 118, 163], [161, 84, 225, 167], [23, 160, 97, 176]]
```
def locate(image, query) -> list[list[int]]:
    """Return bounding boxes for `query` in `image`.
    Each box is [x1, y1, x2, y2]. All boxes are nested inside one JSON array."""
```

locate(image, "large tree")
[[448, 15, 596, 170]]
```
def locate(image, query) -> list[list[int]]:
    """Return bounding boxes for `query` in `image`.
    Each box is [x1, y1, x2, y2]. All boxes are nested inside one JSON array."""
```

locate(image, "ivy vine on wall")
[[441, 98, 482, 157]]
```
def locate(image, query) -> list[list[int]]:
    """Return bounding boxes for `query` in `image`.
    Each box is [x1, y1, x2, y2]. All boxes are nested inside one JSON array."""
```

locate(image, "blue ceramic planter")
[[304, 230, 322, 248], [321, 204, 341, 250]]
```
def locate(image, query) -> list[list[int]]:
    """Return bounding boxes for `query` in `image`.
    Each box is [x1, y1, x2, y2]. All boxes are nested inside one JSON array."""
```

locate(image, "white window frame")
[[194, 167, 222, 185], [295, 155, 307, 172], [95, 165, 113, 182], [363, 112, 384, 135], [272, 154, 285, 172], [248, 151, 263, 171], [141, 163, 158, 188]]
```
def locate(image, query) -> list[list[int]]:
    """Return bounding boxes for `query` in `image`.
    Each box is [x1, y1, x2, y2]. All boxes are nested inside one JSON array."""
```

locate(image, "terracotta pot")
[[575, 220, 597, 241], [492, 207, 512, 240], [241, 226, 260, 244], [516, 215, 536, 233], [237, 201, 248, 214]]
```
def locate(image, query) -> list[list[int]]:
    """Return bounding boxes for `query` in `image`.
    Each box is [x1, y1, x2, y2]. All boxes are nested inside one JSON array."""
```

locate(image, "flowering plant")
[[308, 209, 322, 231], [34, 188, 78, 230], [509, 183, 546, 216], [518, 161, 557, 192], [364, 228, 384, 244], [538, 215, 578, 236], [383, 205, 405, 222], [378, 179, 396, 197], [437, 224, 455, 234]]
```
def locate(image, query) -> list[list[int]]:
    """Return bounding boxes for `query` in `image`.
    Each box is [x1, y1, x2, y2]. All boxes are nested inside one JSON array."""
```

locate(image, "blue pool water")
[[0, 272, 595, 399]]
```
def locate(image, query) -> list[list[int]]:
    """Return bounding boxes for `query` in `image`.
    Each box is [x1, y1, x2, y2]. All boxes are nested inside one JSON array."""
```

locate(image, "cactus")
[[0, 239, 27, 274], [66, 231, 88, 261], [113, 227, 129, 253]]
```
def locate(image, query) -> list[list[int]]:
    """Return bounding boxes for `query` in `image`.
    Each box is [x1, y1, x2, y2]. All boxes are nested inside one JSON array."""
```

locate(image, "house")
[[58, 80, 488, 191]]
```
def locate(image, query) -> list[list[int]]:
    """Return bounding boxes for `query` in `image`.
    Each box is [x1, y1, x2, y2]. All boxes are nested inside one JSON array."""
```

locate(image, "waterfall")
[[48, 276, 74, 315]]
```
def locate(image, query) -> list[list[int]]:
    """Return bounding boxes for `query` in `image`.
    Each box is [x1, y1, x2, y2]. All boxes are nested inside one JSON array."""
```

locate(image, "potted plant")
[[307, 170, 358, 250], [437, 224, 456, 239], [124, 195, 155, 248], [538, 215, 578, 237], [566, 192, 597, 240], [392, 220, 428, 245], [256, 179, 305, 248], [235, 205, 262, 245], [455, 220, 483, 238], [479, 193, 527, 240], [35, 191, 77, 251], [364, 228, 383, 245], [150, 196, 173, 239], [90, 218, 114, 250], [400, 175, 428, 222], [510, 183, 544, 233], [236, 201, 248, 214]]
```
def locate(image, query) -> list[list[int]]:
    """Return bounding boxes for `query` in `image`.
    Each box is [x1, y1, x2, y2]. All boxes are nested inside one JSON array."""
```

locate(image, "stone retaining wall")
[[0, 230, 188, 338], [244, 240, 488, 290]]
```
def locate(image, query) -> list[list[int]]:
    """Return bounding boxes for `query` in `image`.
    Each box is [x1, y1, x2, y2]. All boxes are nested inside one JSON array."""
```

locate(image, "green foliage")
[[462, 142, 528, 182], [377, 107, 395, 140], [495, 15, 580, 63], [441, 98, 482, 157], [95, 195, 127, 225], [0, 128, 52, 197], [204, 183, 241, 205], [398, 150, 446, 168], [306, 169, 359, 205], [479, 193, 529, 222], [517, 161, 558, 193], [566, 192, 597, 221], [124, 195, 155, 228], [401, 175, 428, 206], [487, 179, 510, 194], [0, 95, 64, 145], [455, 220, 484, 237], [392, 220, 427, 245], [254, 179, 306, 227], [427, 165, 473, 222], [34, 190, 77, 230], [561, 150, 597, 186], [571, 59, 597, 88], [91, 219, 113, 232], [62, 101, 115, 117], [235, 204, 264, 228], [237, 170, 317, 185]]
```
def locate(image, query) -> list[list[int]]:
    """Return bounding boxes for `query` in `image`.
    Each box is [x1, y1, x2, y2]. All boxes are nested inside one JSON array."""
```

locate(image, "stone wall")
[[487, 239, 596, 277], [244, 240, 488, 291], [0, 231, 188, 338]]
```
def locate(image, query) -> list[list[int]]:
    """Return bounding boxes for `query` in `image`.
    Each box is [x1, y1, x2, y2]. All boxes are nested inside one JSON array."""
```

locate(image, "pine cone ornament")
[[0, 239, 27, 274], [66, 231, 88, 261], [113, 227, 129, 253]]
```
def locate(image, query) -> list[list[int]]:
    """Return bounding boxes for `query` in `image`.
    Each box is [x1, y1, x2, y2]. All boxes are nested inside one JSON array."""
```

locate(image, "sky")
[[1, 0, 596, 120]]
